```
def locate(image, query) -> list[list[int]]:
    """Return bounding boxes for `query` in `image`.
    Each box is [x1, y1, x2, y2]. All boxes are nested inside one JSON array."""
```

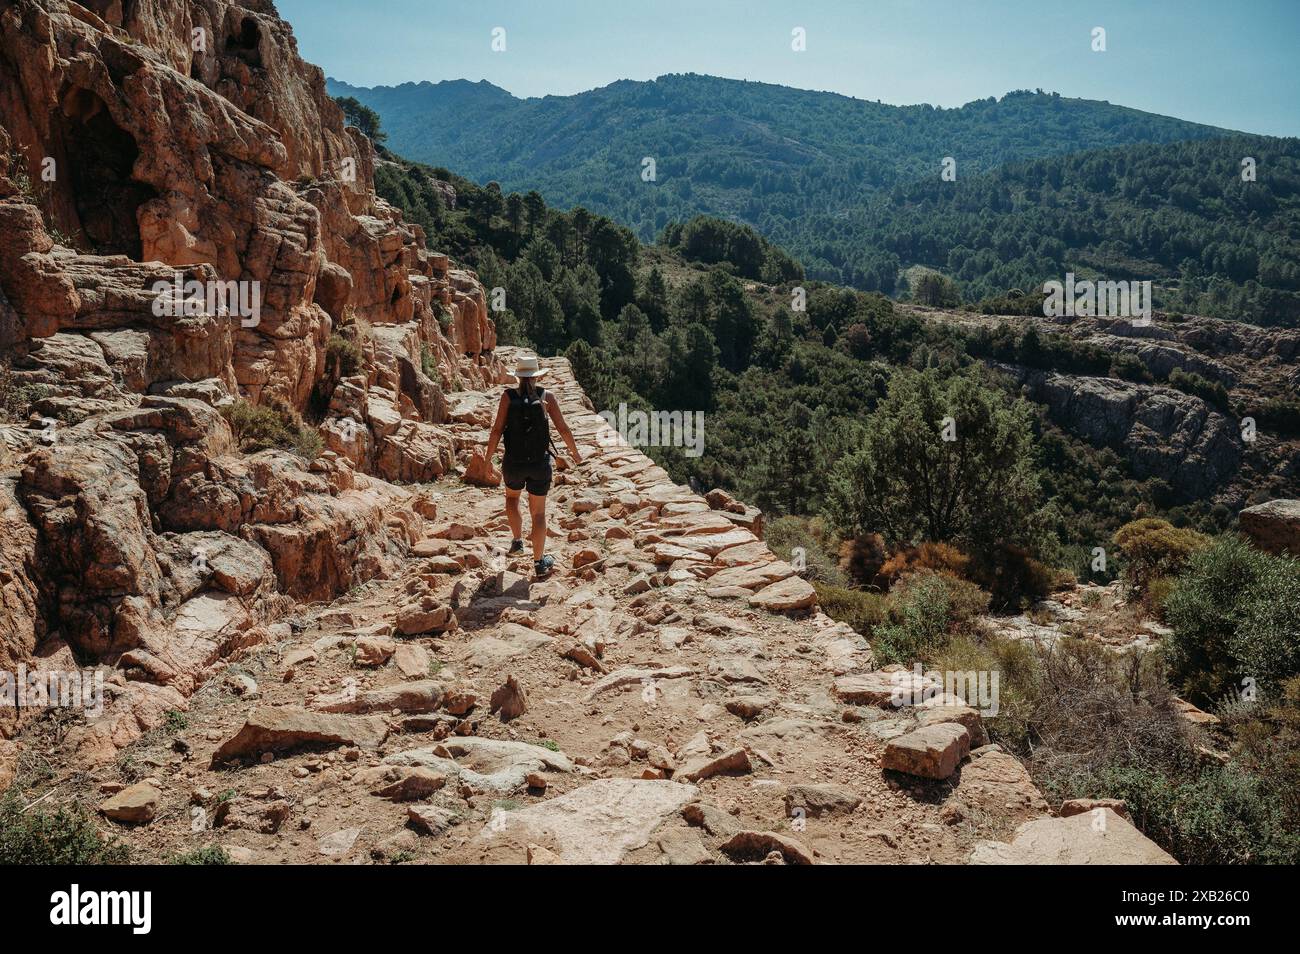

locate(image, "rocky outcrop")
[[0, 3, 1186, 868], [1012, 368, 1242, 500], [912, 307, 1298, 507], [1239, 499, 1300, 557], [0, 0, 503, 756]]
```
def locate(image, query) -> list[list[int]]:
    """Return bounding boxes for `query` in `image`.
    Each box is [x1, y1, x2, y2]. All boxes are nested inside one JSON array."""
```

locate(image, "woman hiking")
[[483, 353, 582, 577]]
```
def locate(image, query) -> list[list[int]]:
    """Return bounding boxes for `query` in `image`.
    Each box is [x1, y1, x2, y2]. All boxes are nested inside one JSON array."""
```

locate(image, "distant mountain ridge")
[[328, 72, 1230, 225]]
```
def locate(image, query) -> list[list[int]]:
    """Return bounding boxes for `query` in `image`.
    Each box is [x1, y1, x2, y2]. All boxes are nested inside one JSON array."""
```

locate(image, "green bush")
[[1165, 536, 1300, 703], [0, 790, 131, 864], [1110, 352, 1152, 383], [1077, 762, 1300, 865], [1112, 518, 1210, 592], [872, 570, 988, 664], [0, 360, 47, 423], [823, 366, 1043, 558], [1144, 574, 1176, 619], [433, 303, 453, 333], [1254, 397, 1300, 437], [1221, 676, 1300, 837], [169, 844, 233, 865], [1167, 368, 1230, 411], [813, 583, 885, 635], [764, 515, 845, 586], [325, 334, 363, 376], [420, 344, 440, 381], [221, 400, 324, 459]]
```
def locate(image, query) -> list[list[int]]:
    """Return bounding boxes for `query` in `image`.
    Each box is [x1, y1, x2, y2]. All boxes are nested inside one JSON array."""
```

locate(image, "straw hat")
[[512, 353, 549, 379]]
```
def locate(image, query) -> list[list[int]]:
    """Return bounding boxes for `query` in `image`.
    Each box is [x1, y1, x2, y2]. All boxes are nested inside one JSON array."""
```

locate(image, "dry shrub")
[[994, 637, 1299, 864], [837, 532, 887, 587], [968, 542, 1055, 611], [878, 541, 971, 588]]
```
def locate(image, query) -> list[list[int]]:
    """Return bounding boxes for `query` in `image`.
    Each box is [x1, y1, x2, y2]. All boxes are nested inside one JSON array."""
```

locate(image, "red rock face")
[[0, 0, 502, 752], [0, 0, 500, 401]]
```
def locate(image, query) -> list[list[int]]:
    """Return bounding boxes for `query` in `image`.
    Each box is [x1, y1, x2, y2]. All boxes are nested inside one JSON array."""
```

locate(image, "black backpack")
[[503, 385, 551, 466]]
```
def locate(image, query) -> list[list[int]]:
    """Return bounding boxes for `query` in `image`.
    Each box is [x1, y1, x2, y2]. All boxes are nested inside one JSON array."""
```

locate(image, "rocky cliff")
[[907, 306, 1300, 507], [0, 0, 503, 745]]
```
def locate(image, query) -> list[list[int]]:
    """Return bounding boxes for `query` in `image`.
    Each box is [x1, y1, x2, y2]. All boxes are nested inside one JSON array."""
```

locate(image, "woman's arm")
[[545, 391, 582, 463], [483, 392, 510, 461]]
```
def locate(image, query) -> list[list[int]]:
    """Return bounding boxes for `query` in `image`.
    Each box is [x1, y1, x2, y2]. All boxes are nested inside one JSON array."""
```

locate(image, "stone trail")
[[42, 354, 1173, 865]]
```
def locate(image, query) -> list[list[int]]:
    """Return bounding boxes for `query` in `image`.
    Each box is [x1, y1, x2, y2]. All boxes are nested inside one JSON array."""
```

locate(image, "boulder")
[[100, 782, 161, 824], [1239, 499, 1300, 557], [408, 805, 461, 836], [213, 797, 291, 834], [583, 665, 694, 701], [489, 675, 529, 721], [393, 643, 430, 678], [916, 692, 988, 746], [834, 670, 938, 708], [386, 737, 572, 794], [311, 680, 443, 715], [212, 707, 388, 763], [718, 830, 815, 865], [707, 561, 794, 591], [970, 810, 1177, 865], [354, 635, 395, 667], [783, 783, 862, 818], [747, 576, 816, 612], [358, 765, 447, 801], [947, 745, 1050, 823], [395, 598, 457, 636], [678, 747, 752, 782], [881, 723, 971, 779]]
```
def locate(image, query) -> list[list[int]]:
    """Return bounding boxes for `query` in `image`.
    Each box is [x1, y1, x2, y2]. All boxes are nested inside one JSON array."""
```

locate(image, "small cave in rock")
[[80, 0, 124, 27], [59, 86, 157, 259], [226, 16, 263, 67]]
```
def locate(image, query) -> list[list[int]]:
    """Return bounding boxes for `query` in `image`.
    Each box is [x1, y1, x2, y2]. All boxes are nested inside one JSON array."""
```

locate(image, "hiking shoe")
[[509, 539, 524, 554], [534, 554, 555, 577]]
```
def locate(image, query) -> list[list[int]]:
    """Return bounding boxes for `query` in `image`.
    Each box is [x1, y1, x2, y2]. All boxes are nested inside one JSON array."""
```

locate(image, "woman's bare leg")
[[528, 492, 547, 561], [504, 488, 523, 543]]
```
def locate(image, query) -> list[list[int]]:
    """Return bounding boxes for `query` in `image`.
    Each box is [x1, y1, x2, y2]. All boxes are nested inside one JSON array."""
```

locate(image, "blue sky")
[[278, 0, 1300, 136]]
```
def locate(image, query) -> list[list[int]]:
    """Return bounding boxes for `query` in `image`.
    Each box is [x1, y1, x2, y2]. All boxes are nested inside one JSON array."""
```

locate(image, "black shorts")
[[502, 457, 553, 496]]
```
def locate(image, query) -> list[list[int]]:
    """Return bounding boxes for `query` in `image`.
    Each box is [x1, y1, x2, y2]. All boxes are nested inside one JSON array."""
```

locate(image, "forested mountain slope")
[[329, 75, 1300, 326], [329, 74, 1230, 261]]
